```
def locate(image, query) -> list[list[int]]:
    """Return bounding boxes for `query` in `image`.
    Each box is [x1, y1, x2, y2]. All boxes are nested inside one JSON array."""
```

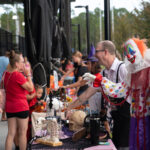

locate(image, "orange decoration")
[[103, 80, 107, 83], [110, 89, 113, 92]]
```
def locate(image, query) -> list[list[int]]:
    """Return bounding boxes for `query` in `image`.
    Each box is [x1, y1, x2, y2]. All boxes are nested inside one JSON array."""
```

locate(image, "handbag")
[[0, 72, 12, 112]]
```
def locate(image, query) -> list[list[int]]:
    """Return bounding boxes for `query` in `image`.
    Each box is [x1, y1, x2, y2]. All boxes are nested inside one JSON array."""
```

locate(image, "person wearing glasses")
[[67, 41, 130, 150], [94, 41, 130, 150]]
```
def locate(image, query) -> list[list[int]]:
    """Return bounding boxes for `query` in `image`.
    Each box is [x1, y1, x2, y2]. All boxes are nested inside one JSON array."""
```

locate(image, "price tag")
[[53, 70, 59, 89]]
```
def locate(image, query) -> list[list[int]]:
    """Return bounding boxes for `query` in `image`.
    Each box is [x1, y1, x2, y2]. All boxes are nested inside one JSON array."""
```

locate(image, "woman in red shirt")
[[3, 50, 34, 150]]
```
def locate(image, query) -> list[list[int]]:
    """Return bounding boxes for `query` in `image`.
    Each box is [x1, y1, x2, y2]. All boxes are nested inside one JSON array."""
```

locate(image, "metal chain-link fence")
[[0, 28, 26, 56]]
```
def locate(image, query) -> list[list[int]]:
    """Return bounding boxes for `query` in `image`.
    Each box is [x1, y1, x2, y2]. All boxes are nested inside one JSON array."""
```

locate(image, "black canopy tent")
[[24, 0, 71, 87], [0, 0, 72, 88], [0, 0, 22, 4]]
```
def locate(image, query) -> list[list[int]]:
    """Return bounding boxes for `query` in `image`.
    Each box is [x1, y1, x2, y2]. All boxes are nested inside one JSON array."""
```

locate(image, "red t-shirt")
[[4, 71, 29, 113]]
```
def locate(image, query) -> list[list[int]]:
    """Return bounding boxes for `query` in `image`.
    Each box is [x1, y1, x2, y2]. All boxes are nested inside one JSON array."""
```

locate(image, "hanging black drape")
[[24, 0, 70, 87]]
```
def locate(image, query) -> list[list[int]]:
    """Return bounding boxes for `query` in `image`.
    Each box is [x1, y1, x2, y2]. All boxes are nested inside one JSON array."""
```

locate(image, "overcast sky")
[[71, 0, 150, 16], [0, 0, 149, 16]]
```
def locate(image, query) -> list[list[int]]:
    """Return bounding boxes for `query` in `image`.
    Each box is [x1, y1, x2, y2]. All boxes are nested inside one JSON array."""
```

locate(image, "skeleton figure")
[[47, 118, 60, 142]]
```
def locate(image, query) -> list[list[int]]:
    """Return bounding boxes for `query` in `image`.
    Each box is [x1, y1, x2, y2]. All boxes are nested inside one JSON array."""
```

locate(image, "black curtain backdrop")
[[24, 0, 70, 87]]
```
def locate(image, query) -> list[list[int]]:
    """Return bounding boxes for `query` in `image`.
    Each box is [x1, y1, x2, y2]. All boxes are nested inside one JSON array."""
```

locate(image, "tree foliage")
[[132, 2, 150, 47], [71, 1, 150, 55], [0, 4, 24, 36], [1, 2, 150, 55]]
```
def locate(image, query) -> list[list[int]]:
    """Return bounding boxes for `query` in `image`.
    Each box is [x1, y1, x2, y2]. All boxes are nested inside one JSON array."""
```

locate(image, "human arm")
[[26, 92, 36, 101], [67, 86, 97, 111], [59, 67, 66, 75], [63, 66, 89, 89], [21, 76, 34, 92], [63, 76, 87, 89], [21, 65, 34, 92], [104, 121, 112, 138], [61, 68, 74, 80]]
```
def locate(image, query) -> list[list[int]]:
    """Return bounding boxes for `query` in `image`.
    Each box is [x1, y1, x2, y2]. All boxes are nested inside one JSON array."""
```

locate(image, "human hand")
[[40, 99, 44, 103], [65, 109, 73, 120], [83, 73, 96, 81], [61, 76, 65, 82], [61, 85, 68, 89], [83, 73, 102, 87], [23, 64, 31, 76], [80, 80, 87, 86], [59, 86, 66, 89], [83, 73, 96, 86], [104, 121, 112, 138]]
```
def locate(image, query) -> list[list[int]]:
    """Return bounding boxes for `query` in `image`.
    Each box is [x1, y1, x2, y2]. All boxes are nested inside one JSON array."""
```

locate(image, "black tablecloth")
[[29, 138, 92, 150]]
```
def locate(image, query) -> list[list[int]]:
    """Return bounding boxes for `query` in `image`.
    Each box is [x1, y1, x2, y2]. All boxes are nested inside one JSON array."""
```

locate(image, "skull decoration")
[[69, 110, 86, 132]]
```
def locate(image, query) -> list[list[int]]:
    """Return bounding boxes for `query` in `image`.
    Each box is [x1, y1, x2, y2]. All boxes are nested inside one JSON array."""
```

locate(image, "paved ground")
[[0, 114, 15, 150]]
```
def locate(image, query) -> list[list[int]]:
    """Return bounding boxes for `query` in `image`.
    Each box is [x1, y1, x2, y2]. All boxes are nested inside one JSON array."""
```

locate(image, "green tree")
[[113, 8, 134, 52], [71, 8, 104, 54], [71, 1, 150, 55], [16, 6, 25, 36], [1, 4, 24, 36], [1, 5, 12, 31], [132, 1, 150, 47], [72, 12, 87, 53]]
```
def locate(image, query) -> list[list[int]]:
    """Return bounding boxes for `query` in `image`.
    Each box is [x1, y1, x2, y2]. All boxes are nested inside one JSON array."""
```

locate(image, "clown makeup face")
[[124, 39, 143, 65]]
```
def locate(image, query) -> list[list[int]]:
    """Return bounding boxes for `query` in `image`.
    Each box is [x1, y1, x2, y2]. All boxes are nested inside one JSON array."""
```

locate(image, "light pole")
[[75, 5, 90, 55], [12, 14, 19, 45], [104, 0, 111, 40], [72, 24, 81, 51], [12, 3, 20, 46], [0, 15, 1, 28], [112, 6, 114, 41]]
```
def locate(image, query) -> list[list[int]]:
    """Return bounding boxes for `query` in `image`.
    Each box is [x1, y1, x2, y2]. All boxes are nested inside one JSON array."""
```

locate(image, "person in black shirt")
[[62, 51, 89, 96]]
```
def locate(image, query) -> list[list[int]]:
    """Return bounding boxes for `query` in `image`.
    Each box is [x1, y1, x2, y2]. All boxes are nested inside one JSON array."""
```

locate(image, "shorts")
[[6, 110, 29, 119]]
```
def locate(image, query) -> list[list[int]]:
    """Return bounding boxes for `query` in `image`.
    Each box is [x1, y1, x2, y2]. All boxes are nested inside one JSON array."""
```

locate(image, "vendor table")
[[29, 138, 116, 150], [84, 139, 117, 150]]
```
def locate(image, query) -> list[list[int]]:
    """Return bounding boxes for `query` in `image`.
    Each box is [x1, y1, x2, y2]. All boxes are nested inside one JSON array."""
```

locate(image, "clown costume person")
[[66, 38, 150, 150]]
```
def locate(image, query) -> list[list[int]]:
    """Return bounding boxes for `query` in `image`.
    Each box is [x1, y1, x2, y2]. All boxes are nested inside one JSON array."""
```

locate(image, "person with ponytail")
[[62, 51, 89, 96], [3, 50, 34, 150]]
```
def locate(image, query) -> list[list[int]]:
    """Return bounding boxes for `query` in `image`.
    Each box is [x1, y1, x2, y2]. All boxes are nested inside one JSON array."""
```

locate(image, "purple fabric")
[[129, 116, 150, 150], [35, 130, 47, 137], [62, 126, 74, 137], [88, 44, 95, 58], [87, 44, 98, 62], [88, 56, 98, 62]]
